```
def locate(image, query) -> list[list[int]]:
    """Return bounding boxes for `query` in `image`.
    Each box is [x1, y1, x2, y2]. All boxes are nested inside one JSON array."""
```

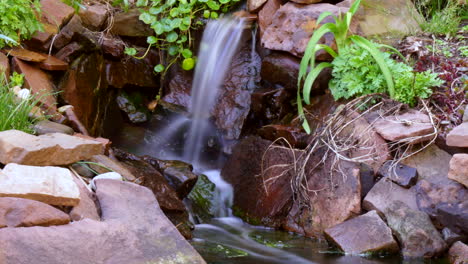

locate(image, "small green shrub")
[[330, 44, 443, 106], [124, 0, 240, 74], [0, 75, 39, 133], [0, 0, 44, 48], [418, 0, 463, 36]]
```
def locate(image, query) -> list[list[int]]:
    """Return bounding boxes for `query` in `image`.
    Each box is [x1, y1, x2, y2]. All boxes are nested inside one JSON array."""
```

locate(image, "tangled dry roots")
[[260, 94, 438, 208]]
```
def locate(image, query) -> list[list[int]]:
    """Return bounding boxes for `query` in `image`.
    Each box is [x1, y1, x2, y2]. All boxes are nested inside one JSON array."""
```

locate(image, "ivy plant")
[[124, 0, 240, 74], [0, 0, 44, 48]]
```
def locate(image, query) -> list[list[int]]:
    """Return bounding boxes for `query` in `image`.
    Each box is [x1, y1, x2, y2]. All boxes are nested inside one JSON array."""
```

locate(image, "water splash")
[[183, 17, 246, 165]]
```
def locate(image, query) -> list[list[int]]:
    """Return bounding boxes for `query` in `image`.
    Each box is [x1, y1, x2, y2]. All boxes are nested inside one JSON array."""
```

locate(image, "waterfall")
[[183, 17, 246, 166]]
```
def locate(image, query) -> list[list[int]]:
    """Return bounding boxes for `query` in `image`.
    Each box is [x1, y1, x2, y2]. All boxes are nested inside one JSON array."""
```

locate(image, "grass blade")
[[302, 62, 332, 104]]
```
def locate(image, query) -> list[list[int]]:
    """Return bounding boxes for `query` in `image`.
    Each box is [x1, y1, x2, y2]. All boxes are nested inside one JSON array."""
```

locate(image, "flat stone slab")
[[0, 179, 205, 264], [0, 130, 104, 166], [0, 163, 80, 206], [0, 197, 70, 228], [325, 210, 399, 255], [372, 111, 434, 143], [447, 122, 468, 147], [448, 154, 468, 188]]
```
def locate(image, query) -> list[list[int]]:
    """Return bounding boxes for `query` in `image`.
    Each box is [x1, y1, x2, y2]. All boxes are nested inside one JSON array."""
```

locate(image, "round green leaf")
[[179, 23, 190, 31], [182, 58, 195, 71], [219, 0, 229, 4], [154, 64, 165, 73], [124, 47, 137, 56], [203, 10, 210, 19], [181, 49, 192, 58], [147, 36, 157, 45], [166, 31, 178, 42], [207, 0, 220, 10], [139, 12, 155, 24], [169, 8, 179, 17], [210, 11, 219, 19], [168, 45, 179, 56]]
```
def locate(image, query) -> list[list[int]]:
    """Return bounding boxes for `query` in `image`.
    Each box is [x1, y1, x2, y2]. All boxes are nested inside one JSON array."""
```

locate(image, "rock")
[[363, 177, 418, 215], [55, 42, 85, 63], [290, 0, 322, 3], [258, 124, 309, 148], [113, 149, 193, 238], [0, 52, 10, 78], [163, 67, 192, 108], [37, 55, 68, 71], [447, 123, 468, 147], [384, 201, 447, 258], [258, 0, 282, 37], [324, 210, 399, 255], [248, 0, 268, 12], [59, 52, 111, 136], [33, 120, 74, 135], [116, 92, 148, 123], [261, 2, 343, 57], [101, 37, 125, 59], [0, 179, 206, 264], [78, 4, 108, 31], [40, 0, 75, 28], [360, 163, 375, 199], [110, 9, 153, 36], [187, 174, 216, 223], [27, 23, 58, 51], [105, 55, 159, 89], [415, 179, 468, 236], [157, 160, 198, 199], [250, 85, 295, 124], [90, 172, 123, 191], [0, 197, 70, 228], [443, 228, 466, 246], [59, 105, 90, 136], [372, 110, 435, 143], [449, 241, 468, 264], [0, 130, 104, 166], [7, 48, 47, 62], [402, 144, 452, 183], [70, 162, 95, 178], [69, 178, 100, 221], [448, 154, 468, 188], [463, 105, 468, 122], [378, 161, 418, 188], [260, 52, 301, 91], [53, 15, 91, 50], [12, 57, 59, 117], [0, 163, 80, 206], [72, 134, 111, 154], [89, 155, 136, 181]]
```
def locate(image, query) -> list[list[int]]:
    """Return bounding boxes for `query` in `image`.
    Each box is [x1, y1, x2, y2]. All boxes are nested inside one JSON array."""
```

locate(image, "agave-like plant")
[[297, 0, 400, 133]]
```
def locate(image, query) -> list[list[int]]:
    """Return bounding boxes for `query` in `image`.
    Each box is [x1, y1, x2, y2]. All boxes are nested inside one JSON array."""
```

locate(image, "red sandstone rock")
[[40, 0, 75, 28], [448, 154, 468, 188]]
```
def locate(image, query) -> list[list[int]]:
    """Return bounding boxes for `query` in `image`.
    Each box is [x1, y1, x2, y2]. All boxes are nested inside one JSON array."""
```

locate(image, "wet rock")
[[302, 92, 339, 133], [360, 163, 375, 199], [12, 57, 59, 117], [324, 210, 399, 255], [158, 160, 198, 199], [116, 93, 148, 123], [111, 9, 153, 37], [415, 179, 468, 236], [69, 177, 100, 221], [0, 163, 80, 206], [250, 85, 294, 124], [40, 0, 75, 28], [363, 177, 418, 215], [248, 0, 268, 12], [28, 23, 58, 51], [0, 130, 104, 166], [89, 155, 136, 182], [261, 2, 343, 57], [260, 52, 300, 91], [402, 144, 452, 183], [33, 120, 74, 135], [59, 53, 111, 136], [37, 55, 68, 71], [0, 52, 10, 78], [258, 124, 308, 148], [222, 137, 295, 227], [113, 149, 193, 238], [55, 42, 85, 63], [258, 0, 282, 37], [378, 161, 418, 188], [163, 67, 192, 108], [7, 48, 47, 62], [384, 201, 447, 258], [101, 37, 125, 59], [0, 179, 206, 264], [449, 241, 468, 264], [213, 45, 261, 140], [0, 197, 70, 228], [187, 174, 216, 223], [78, 4, 108, 31], [447, 123, 468, 147], [372, 110, 435, 143], [442, 228, 466, 246], [105, 56, 158, 88], [448, 154, 468, 188], [59, 105, 90, 136]]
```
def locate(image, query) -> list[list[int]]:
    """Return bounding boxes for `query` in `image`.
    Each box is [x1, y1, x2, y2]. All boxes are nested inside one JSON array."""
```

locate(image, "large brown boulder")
[[0, 197, 70, 228], [0, 179, 205, 264]]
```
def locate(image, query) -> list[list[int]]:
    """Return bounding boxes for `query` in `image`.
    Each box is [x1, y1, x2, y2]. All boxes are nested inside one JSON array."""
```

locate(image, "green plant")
[[419, 0, 463, 36], [426, 39, 453, 57], [61, 0, 84, 12], [0, 75, 39, 133], [330, 44, 443, 106], [459, 46, 468, 57], [9, 72, 25, 87], [124, 0, 240, 74], [0, 0, 44, 48], [297, 0, 396, 133]]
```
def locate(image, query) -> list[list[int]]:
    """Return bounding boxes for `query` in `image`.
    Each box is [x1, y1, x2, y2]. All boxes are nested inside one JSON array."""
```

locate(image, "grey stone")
[[34, 120, 74, 135], [378, 161, 418, 188]]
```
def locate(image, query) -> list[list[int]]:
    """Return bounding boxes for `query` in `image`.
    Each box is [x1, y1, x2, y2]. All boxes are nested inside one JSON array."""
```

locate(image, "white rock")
[[17, 89, 31, 99], [0, 163, 80, 206], [90, 172, 123, 191]]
